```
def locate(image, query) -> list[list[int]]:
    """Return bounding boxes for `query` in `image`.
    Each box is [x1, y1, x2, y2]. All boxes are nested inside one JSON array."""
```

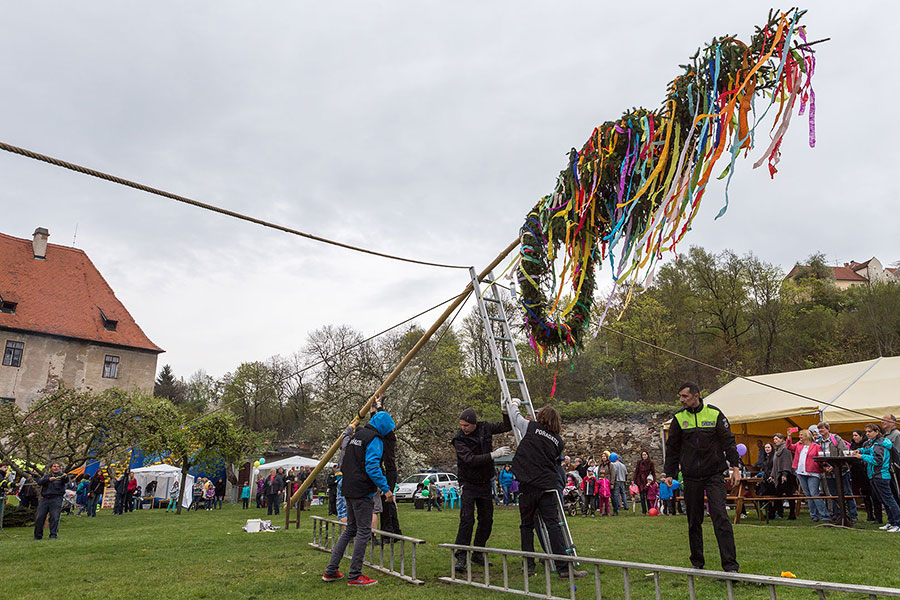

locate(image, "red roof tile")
[[830, 266, 867, 281], [0, 231, 163, 353]]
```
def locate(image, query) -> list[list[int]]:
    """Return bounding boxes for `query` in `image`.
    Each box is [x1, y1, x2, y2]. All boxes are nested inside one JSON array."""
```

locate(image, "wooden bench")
[[728, 494, 866, 524]]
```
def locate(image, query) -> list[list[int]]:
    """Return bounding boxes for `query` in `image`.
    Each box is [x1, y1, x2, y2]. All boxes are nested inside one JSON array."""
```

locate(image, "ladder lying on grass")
[[468, 267, 577, 563]]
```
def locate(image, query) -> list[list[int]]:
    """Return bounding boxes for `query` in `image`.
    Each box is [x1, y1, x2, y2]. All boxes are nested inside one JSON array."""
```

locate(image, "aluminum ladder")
[[468, 267, 577, 563]]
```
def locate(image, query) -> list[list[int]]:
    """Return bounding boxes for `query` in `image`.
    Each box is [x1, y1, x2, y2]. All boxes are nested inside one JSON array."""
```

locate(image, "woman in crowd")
[[850, 429, 882, 524], [786, 428, 827, 522], [853, 423, 900, 532], [765, 434, 796, 520], [87, 469, 105, 517], [633, 450, 657, 515]]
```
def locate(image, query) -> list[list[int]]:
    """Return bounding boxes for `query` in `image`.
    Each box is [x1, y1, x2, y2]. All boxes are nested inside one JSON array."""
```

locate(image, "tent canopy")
[[256, 455, 335, 473], [131, 463, 194, 508], [698, 356, 900, 444]]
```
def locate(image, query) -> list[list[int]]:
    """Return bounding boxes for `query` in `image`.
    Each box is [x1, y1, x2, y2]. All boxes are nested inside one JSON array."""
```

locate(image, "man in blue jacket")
[[322, 410, 395, 587]]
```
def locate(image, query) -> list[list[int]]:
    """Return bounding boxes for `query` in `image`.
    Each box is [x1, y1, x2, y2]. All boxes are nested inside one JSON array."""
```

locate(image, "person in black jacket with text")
[[664, 382, 740, 572], [508, 400, 586, 579], [34, 462, 67, 540], [451, 406, 511, 571]]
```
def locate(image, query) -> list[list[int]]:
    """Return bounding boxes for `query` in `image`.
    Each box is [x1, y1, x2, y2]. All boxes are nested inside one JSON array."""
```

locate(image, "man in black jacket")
[[34, 462, 66, 540], [326, 467, 339, 516], [664, 382, 741, 572], [451, 406, 511, 571], [265, 469, 284, 516]]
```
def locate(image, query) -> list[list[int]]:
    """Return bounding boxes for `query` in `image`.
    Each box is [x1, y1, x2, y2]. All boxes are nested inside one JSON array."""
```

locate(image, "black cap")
[[460, 407, 477, 424]]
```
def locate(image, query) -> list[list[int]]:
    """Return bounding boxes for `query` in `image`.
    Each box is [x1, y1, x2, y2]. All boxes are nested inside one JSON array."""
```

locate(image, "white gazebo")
[[131, 463, 194, 509]]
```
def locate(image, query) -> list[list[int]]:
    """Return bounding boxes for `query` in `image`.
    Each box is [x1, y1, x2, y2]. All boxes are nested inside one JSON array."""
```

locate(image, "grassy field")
[[2, 500, 897, 599]]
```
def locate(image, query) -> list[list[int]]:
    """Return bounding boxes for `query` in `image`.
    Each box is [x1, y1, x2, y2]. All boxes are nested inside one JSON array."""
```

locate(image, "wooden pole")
[[285, 237, 520, 518]]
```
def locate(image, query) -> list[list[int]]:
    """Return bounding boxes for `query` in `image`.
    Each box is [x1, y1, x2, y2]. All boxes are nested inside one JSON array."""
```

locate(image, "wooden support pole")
[[285, 237, 520, 521]]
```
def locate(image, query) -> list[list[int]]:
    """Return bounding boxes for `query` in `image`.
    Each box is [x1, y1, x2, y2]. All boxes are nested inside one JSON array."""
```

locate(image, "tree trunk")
[[176, 458, 189, 515]]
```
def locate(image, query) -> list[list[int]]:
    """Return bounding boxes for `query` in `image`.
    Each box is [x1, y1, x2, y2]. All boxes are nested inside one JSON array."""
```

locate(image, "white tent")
[[695, 356, 900, 443], [251, 455, 336, 491], [131, 463, 194, 509]]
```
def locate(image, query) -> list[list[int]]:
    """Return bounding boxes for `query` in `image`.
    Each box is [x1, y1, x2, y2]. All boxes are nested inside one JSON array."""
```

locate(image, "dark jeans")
[[871, 478, 900, 526], [518, 485, 569, 573], [328, 488, 337, 516], [242, 497, 249, 509], [824, 472, 858, 520], [639, 489, 649, 514], [256, 492, 263, 508], [86, 493, 100, 517], [325, 496, 374, 580], [454, 484, 494, 563], [113, 493, 126, 515], [215, 495, 223, 509], [266, 494, 280, 515], [34, 496, 63, 539], [683, 476, 738, 572]]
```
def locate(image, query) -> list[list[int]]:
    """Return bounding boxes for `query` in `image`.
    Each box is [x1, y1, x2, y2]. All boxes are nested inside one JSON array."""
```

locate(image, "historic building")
[[1, 228, 163, 408]]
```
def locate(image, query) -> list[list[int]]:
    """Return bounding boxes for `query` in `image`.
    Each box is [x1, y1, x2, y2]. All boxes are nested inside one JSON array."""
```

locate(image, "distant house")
[[787, 257, 899, 291], [1, 228, 163, 408]]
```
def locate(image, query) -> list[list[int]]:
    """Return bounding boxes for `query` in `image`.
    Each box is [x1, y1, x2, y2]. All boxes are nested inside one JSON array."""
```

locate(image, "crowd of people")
[[747, 416, 900, 531]]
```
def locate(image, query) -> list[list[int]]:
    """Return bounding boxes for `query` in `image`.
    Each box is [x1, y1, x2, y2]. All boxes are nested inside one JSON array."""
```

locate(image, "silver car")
[[394, 472, 459, 502]]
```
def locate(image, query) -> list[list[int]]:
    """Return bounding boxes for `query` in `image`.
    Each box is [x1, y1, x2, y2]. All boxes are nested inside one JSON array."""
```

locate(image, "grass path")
[[2, 501, 896, 599]]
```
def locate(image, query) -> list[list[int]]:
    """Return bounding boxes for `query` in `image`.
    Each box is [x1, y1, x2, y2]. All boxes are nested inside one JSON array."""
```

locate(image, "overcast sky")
[[1, 3, 896, 379]]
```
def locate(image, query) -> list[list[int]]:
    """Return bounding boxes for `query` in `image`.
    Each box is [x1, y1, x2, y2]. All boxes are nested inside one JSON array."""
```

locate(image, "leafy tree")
[[0, 387, 157, 475], [138, 404, 268, 514]]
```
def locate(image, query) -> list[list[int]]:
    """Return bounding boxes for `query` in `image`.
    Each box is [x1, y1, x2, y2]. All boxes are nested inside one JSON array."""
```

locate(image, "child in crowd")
[[167, 480, 180, 512], [241, 482, 251, 509], [657, 472, 680, 515], [629, 483, 640, 512], [581, 468, 598, 517], [645, 475, 659, 513], [597, 472, 612, 516]]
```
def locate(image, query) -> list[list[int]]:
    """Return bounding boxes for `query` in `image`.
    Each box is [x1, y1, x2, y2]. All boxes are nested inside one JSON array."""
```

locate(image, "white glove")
[[490, 446, 511, 459], [507, 398, 522, 412]]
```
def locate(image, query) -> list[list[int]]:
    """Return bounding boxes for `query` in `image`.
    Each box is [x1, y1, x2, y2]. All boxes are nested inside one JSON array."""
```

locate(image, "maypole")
[[285, 238, 520, 524]]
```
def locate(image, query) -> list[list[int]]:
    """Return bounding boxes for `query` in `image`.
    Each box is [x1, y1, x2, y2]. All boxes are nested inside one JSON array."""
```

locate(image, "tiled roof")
[[0, 231, 163, 353], [830, 266, 867, 281]]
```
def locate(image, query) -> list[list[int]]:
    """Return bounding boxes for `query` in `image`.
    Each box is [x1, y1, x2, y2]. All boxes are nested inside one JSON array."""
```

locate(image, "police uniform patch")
[[682, 421, 689, 427], [701, 421, 715, 427]]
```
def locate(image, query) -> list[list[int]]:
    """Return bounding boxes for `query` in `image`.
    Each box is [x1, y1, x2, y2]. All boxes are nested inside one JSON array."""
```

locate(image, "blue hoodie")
[[364, 411, 396, 495]]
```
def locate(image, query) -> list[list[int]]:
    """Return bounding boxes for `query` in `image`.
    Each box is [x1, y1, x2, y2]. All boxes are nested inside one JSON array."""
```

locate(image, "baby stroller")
[[562, 484, 582, 516]]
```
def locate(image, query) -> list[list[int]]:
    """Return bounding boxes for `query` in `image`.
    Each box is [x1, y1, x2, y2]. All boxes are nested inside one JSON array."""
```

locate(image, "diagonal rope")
[[0, 140, 469, 270]]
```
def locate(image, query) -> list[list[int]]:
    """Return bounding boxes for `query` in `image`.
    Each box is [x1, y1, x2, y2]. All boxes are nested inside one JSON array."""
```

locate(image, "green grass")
[[2, 501, 897, 599]]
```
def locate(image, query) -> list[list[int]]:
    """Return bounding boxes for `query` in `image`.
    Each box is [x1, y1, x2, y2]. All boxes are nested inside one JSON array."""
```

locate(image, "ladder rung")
[[494, 337, 511, 342], [505, 378, 524, 383], [489, 317, 505, 321], [499, 357, 517, 362], [484, 297, 501, 303]]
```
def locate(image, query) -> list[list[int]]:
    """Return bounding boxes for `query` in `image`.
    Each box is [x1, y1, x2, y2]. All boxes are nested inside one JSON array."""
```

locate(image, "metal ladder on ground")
[[468, 267, 577, 564]]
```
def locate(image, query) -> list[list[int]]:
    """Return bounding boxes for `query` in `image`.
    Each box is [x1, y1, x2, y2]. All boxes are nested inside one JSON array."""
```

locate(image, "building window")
[[0, 301, 16, 314], [99, 308, 118, 331], [102, 355, 119, 379], [2, 341, 24, 367]]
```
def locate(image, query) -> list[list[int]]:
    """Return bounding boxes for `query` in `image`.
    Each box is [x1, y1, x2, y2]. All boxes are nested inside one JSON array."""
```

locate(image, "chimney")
[[32, 227, 49, 259]]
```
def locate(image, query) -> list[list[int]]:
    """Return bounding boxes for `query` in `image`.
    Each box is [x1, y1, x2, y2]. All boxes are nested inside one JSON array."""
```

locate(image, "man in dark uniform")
[[508, 400, 586, 579], [664, 382, 741, 572], [34, 462, 66, 540], [451, 406, 511, 571], [322, 410, 395, 587]]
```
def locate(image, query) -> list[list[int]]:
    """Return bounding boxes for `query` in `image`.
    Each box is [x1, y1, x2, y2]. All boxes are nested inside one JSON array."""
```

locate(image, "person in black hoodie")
[[451, 406, 511, 571], [508, 400, 586, 579], [34, 462, 67, 540], [372, 395, 402, 538]]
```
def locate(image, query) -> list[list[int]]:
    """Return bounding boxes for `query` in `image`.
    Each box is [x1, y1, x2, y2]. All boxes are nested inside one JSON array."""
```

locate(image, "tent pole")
[[285, 237, 521, 519]]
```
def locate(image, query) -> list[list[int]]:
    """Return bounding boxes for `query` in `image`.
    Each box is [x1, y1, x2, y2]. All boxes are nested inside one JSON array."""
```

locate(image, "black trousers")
[[454, 484, 493, 561], [380, 493, 402, 535], [34, 496, 63, 539], [518, 485, 569, 572], [328, 488, 337, 516], [683, 476, 738, 572]]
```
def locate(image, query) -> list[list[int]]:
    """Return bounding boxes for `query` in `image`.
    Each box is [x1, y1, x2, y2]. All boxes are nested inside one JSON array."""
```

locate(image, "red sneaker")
[[347, 574, 377, 587], [321, 571, 343, 582]]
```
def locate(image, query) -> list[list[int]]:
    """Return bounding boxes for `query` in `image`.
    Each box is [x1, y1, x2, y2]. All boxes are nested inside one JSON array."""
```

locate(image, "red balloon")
[[648, 508, 659, 516]]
